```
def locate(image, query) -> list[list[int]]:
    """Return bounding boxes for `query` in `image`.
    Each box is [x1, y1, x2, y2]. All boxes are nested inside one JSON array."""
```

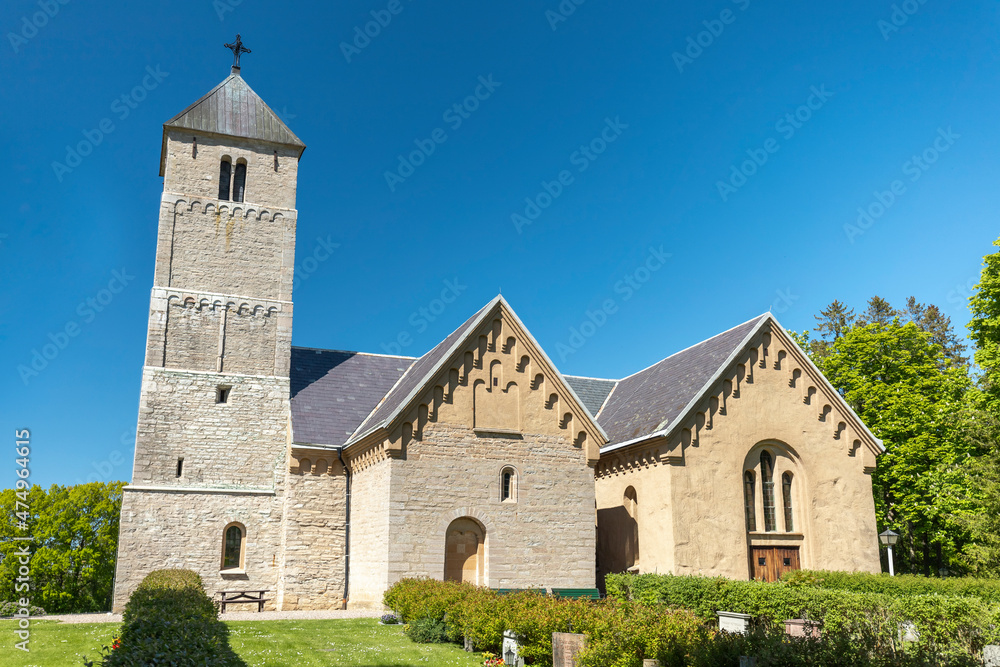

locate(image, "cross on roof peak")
[[224, 34, 251, 71]]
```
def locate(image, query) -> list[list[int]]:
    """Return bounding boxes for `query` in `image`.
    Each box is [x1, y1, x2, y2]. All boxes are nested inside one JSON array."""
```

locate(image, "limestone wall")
[[113, 488, 284, 611], [281, 452, 347, 610], [347, 456, 393, 609], [130, 368, 289, 489]]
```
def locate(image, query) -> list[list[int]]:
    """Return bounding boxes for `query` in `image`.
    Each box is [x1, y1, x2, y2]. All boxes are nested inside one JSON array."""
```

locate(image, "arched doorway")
[[623, 486, 639, 572], [444, 518, 485, 585]]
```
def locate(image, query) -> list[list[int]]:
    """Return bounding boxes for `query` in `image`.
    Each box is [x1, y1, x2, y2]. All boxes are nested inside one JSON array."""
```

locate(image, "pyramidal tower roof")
[[160, 65, 305, 174]]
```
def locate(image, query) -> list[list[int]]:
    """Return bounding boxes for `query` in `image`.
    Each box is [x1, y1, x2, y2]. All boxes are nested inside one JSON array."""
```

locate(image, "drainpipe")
[[337, 447, 350, 608]]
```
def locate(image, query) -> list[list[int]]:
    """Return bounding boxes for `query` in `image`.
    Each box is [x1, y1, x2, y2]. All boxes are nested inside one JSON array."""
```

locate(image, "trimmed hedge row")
[[606, 573, 1000, 661], [384, 578, 707, 667], [84, 569, 246, 666], [784, 569, 1000, 605]]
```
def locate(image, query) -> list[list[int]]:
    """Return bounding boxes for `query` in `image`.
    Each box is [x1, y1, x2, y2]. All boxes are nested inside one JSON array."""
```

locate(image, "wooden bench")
[[550, 588, 601, 600], [217, 590, 270, 613]]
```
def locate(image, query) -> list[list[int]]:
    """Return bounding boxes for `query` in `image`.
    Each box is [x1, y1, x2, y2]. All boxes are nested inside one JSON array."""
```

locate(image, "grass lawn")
[[0, 618, 484, 667]]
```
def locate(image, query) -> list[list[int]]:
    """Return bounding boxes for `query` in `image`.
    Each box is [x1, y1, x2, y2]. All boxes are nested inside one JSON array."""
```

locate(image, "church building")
[[112, 57, 883, 611]]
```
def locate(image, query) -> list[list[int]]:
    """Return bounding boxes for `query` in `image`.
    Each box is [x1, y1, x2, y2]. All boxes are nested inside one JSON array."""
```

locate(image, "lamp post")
[[879, 529, 899, 576]]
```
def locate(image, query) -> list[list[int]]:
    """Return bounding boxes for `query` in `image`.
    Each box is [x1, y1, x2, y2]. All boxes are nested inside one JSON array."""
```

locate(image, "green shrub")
[[405, 616, 450, 643], [0, 600, 46, 617], [84, 568, 247, 667], [606, 572, 1000, 662], [784, 569, 1000, 605]]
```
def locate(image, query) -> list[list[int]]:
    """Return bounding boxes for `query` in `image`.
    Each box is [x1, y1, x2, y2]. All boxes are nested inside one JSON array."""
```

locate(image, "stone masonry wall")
[[346, 457, 392, 609], [114, 488, 283, 611], [130, 368, 289, 489], [282, 452, 348, 610]]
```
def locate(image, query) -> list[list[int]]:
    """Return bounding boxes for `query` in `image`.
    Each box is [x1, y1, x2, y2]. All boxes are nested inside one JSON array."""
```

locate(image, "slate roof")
[[289, 347, 414, 447], [563, 376, 618, 417], [596, 315, 767, 447]]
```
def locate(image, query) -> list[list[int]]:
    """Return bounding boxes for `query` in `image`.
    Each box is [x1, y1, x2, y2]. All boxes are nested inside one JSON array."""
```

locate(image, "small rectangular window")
[[176, 458, 184, 478], [217, 387, 231, 404], [758, 557, 766, 566], [783, 557, 791, 566]]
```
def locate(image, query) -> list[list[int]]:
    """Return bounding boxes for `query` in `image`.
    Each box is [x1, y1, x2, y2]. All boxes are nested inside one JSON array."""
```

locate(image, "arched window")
[[233, 160, 247, 203], [500, 466, 517, 502], [218, 159, 232, 200], [760, 451, 776, 532], [782, 472, 794, 532], [221, 523, 245, 571], [743, 471, 757, 532]]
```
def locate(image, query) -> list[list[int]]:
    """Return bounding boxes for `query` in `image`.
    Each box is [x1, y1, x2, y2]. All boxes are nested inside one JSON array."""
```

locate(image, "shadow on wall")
[[596, 505, 639, 594]]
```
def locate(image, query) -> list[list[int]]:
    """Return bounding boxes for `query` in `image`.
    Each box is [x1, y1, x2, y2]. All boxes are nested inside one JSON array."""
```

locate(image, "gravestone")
[[717, 611, 752, 634], [984, 645, 1000, 667], [898, 621, 919, 643], [783, 619, 822, 638], [503, 630, 525, 667], [552, 633, 586, 667]]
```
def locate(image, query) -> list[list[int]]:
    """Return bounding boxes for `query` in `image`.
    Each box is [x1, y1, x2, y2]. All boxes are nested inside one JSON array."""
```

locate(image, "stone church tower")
[[112, 60, 305, 611]]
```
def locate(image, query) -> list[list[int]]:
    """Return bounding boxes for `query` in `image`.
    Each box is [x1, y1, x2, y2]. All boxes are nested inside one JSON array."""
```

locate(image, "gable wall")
[[596, 324, 880, 581], [346, 310, 599, 606]]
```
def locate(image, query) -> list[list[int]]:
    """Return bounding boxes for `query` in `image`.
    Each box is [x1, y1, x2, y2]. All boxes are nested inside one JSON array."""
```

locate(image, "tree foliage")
[[0, 482, 123, 613], [968, 237, 1000, 414]]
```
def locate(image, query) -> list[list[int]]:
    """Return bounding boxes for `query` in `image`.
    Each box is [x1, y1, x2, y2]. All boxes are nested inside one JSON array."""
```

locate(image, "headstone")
[[552, 633, 587, 667], [503, 630, 525, 667], [739, 658, 757, 667], [642, 660, 661, 667], [717, 611, 752, 634], [984, 645, 1000, 667], [463, 635, 474, 652], [783, 619, 822, 638], [898, 621, 919, 643]]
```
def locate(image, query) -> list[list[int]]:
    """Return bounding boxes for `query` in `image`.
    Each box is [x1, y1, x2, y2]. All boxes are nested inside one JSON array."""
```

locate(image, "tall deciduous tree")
[[820, 321, 981, 575], [0, 482, 123, 613], [968, 237, 1000, 414]]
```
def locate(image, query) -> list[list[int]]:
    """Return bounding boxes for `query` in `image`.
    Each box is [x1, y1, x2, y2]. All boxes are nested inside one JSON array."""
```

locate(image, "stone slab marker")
[[552, 632, 586, 667], [984, 645, 1000, 667]]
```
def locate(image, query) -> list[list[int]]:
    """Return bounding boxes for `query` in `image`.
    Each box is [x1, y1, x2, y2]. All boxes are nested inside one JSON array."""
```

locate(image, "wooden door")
[[750, 546, 800, 582]]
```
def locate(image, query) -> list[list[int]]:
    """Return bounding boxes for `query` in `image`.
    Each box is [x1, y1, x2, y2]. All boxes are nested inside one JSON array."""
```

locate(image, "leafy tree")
[[904, 297, 968, 366], [809, 300, 855, 360], [968, 236, 1000, 414], [0, 482, 123, 613], [819, 320, 981, 575]]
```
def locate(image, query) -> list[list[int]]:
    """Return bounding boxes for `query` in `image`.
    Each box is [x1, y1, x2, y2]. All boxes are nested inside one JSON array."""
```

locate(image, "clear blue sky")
[[3, 0, 998, 488]]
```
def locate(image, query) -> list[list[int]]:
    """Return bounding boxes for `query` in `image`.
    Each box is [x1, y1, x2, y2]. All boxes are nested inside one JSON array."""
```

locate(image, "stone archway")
[[444, 517, 485, 585]]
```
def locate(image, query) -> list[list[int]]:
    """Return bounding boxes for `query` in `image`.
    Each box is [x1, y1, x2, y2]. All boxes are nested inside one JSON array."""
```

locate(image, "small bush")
[[784, 569, 1000, 605], [84, 568, 246, 666], [405, 616, 450, 643], [0, 600, 46, 617], [380, 612, 400, 624]]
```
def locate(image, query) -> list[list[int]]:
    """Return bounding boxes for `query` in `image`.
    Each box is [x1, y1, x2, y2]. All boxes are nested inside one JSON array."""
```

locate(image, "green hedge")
[[784, 569, 1000, 604], [384, 578, 706, 667], [606, 573, 1000, 661], [84, 569, 246, 666]]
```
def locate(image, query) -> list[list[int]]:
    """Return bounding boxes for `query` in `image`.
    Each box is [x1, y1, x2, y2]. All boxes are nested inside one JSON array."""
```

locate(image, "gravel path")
[[38, 609, 383, 624]]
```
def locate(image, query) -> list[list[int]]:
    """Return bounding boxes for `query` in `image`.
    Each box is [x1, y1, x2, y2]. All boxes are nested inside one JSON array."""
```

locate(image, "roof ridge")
[[291, 345, 417, 360], [618, 313, 769, 382], [562, 373, 619, 382]]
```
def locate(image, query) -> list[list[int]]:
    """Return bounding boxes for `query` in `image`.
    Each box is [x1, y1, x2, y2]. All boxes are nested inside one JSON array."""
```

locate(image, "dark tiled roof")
[[348, 299, 498, 440], [165, 72, 305, 148], [289, 348, 414, 447], [597, 315, 767, 446], [564, 376, 619, 417]]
